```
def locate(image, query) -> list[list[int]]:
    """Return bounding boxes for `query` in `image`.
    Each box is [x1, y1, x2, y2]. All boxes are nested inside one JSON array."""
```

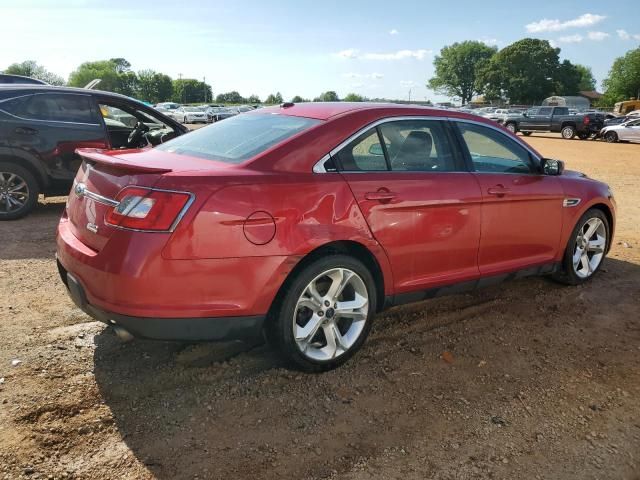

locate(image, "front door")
[[454, 121, 564, 275], [334, 119, 482, 293]]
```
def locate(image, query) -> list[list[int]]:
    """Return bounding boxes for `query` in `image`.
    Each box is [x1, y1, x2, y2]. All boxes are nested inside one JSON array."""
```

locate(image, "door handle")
[[487, 185, 510, 197], [14, 127, 37, 136], [365, 191, 397, 202]]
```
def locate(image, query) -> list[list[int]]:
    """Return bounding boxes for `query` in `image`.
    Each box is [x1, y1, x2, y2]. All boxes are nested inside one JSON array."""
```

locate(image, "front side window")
[[157, 113, 321, 163], [457, 122, 535, 174], [2, 94, 97, 123]]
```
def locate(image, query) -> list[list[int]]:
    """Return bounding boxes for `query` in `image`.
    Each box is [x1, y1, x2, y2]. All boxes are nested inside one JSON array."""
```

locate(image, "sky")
[[2, 0, 640, 103]]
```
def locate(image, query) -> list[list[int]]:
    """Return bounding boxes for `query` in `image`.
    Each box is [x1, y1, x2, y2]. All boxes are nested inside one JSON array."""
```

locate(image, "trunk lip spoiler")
[[75, 148, 173, 174]]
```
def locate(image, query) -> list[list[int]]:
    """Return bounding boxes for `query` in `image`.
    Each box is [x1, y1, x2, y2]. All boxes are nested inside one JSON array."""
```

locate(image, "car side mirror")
[[368, 143, 384, 156], [541, 158, 564, 176]]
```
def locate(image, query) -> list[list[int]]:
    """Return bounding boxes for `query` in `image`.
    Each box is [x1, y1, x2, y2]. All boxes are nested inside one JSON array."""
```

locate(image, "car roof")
[[255, 102, 456, 121], [0, 84, 138, 102]]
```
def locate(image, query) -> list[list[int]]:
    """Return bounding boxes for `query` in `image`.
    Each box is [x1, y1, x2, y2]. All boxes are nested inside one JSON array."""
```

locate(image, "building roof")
[[579, 90, 603, 100]]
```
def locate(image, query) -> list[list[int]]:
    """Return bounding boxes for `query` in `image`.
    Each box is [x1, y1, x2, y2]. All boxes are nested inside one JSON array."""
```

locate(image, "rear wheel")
[[0, 162, 39, 220], [604, 131, 618, 143], [553, 209, 609, 285], [268, 255, 377, 372], [522, 131, 532, 136], [505, 123, 516, 133], [561, 125, 576, 139]]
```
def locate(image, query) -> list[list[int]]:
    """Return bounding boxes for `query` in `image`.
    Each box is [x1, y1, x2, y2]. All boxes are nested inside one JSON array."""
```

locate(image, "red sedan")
[[56, 103, 616, 371]]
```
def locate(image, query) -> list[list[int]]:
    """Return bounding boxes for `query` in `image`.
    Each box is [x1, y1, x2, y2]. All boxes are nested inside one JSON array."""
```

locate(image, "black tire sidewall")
[[0, 162, 39, 220], [272, 254, 377, 372], [559, 209, 609, 285], [605, 132, 617, 143]]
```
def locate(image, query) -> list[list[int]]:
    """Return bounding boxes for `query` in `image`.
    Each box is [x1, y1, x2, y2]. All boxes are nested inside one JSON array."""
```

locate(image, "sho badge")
[[86, 222, 98, 234]]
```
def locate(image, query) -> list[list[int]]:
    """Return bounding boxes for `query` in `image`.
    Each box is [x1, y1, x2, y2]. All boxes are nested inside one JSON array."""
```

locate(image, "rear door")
[[335, 118, 482, 294], [1, 92, 107, 186], [454, 120, 563, 275]]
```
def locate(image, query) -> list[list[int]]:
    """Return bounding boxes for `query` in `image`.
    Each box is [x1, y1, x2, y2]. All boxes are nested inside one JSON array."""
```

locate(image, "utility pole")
[[178, 73, 184, 103], [408, 88, 412, 103], [203, 76, 206, 103]]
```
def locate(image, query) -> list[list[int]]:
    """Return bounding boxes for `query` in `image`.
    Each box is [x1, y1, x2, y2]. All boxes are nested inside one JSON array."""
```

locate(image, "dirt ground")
[[1, 133, 639, 480]]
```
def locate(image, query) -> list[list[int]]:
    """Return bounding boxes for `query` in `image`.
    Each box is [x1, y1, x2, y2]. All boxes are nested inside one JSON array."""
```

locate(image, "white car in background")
[[600, 118, 640, 143], [155, 107, 181, 122], [176, 106, 208, 124]]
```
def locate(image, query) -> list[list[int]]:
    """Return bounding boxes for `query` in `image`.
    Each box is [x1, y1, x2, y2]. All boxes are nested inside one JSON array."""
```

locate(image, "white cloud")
[[389, 29, 399, 35], [558, 34, 583, 43], [342, 72, 384, 79], [336, 48, 359, 59], [362, 49, 431, 61], [587, 31, 609, 41], [617, 29, 640, 40], [526, 13, 606, 33]]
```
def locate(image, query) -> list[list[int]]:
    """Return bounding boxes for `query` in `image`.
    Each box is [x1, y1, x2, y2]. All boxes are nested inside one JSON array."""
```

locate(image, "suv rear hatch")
[[66, 148, 206, 252]]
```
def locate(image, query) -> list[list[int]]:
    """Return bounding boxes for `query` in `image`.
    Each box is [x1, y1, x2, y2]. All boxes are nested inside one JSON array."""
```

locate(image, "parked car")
[[205, 106, 237, 123], [155, 102, 181, 110], [503, 106, 604, 139], [155, 106, 181, 122], [600, 117, 640, 143], [177, 106, 208, 124], [0, 85, 187, 219], [603, 115, 634, 127], [56, 103, 615, 372]]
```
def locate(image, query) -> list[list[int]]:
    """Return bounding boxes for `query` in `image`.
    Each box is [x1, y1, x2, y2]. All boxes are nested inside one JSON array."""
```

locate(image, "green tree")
[[247, 94, 261, 104], [427, 41, 497, 104], [291, 95, 309, 103], [602, 47, 640, 103], [136, 70, 173, 103], [575, 64, 597, 91], [215, 91, 245, 104], [554, 60, 581, 95], [3, 60, 64, 85], [264, 92, 283, 104], [314, 91, 340, 102], [173, 79, 212, 103], [68, 59, 135, 94], [476, 38, 559, 104], [343, 93, 366, 102]]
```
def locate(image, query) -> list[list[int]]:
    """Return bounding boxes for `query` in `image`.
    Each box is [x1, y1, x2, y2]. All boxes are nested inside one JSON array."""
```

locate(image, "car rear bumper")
[[57, 260, 264, 341], [56, 217, 293, 340]]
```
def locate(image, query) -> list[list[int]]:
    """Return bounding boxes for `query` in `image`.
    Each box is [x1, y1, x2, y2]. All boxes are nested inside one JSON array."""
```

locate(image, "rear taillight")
[[583, 116, 590, 125], [106, 187, 192, 231]]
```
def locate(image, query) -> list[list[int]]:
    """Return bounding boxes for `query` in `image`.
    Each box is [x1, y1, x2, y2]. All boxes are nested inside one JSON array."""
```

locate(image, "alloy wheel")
[[505, 123, 516, 133], [0, 171, 29, 214], [293, 268, 369, 361], [572, 217, 606, 279]]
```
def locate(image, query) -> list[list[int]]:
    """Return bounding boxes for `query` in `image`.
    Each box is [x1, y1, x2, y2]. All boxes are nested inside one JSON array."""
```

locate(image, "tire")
[[577, 132, 589, 140], [522, 131, 532, 136], [552, 208, 609, 286], [505, 123, 517, 133], [268, 254, 377, 372], [604, 131, 618, 143], [0, 162, 40, 220], [561, 125, 576, 139]]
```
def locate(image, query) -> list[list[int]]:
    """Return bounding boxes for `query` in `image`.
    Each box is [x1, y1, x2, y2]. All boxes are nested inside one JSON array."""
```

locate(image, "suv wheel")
[[0, 162, 39, 220], [553, 208, 609, 285], [505, 123, 516, 133], [268, 255, 377, 372], [561, 125, 576, 139]]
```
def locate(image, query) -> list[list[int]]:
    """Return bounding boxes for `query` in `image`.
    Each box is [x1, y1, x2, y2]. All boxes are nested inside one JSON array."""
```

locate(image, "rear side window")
[[157, 113, 321, 163], [554, 107, 569, 115], [538, 107, 553, 116], [0, 93, 97, 124]]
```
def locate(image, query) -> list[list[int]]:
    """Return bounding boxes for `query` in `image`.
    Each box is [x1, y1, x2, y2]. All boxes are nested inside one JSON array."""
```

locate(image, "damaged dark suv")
[[0, 85, 187, 219]]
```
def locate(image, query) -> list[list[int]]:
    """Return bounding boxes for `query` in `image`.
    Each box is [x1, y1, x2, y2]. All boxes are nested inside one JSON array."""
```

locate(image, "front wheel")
[[268, 255, 377, 372], [505, 123, 516, 133], [553, 209, 609, 285], [522, 131, 532, 136], [561, 125, 576, 139], [0, 162, 40, 220], [604, 131, 618, 143]]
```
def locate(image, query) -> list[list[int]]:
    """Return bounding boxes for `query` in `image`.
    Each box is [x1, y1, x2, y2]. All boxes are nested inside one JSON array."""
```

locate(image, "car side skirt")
[[385, 262, 560, 309]]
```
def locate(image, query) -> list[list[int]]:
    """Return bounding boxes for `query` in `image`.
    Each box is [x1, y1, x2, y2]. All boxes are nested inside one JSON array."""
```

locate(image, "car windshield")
[[156, 113, 321, 163], [183, 107, 200, 112]]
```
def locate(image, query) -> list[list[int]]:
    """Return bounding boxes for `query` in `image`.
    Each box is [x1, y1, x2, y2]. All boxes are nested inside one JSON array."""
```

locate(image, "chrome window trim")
[[311, 115, 542, 174], [0, 92, 101, 126]]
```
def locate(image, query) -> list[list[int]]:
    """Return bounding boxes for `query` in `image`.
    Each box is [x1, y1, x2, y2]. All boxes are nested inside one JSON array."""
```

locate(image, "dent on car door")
[[455, 121, 564, 275], [335, 119, 482, 294], [1, 93, 107, 183]]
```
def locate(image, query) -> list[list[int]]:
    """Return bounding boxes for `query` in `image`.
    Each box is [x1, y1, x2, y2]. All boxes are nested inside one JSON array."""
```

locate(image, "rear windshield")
[[156, 113, 321, 163]]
